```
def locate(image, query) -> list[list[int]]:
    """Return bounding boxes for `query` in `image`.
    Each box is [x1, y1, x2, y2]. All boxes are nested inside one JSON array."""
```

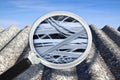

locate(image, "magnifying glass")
[[0, 11, 92, 80]]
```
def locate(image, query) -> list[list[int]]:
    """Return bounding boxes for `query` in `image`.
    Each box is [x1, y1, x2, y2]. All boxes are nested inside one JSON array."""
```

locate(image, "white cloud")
[[0, 19, 21, 28], [9, 0, 49, 8], [8, 0, 74, 10]]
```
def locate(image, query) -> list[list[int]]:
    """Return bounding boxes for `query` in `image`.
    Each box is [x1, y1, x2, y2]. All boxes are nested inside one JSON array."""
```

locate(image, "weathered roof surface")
[[0, 26, 4, 32], [0, 25, 120, 80], [118, 27, 120, 31]]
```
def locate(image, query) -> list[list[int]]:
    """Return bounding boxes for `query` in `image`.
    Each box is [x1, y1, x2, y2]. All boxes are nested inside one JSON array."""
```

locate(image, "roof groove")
[[90, 25, 120, 79], [0, 26, 4, 32], [41, 66, 53, 80], [51, 67, 78, 80], [77, 43, 115, 80], [14, 43, 44, 80], [14, 30, 44, 80], [0, 25, 120, 80], [40, 59, 78, 80], [15, 44, 30, 63], [0, 25, 20, 51], [102, 25, 120, 47], [0, 26, 30, 75], [118, 27, 120, 31]]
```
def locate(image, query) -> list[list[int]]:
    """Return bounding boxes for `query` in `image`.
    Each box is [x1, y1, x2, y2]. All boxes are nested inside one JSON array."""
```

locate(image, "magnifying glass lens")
[[0, 12, 92, 80], [33, 15, 88, 64]]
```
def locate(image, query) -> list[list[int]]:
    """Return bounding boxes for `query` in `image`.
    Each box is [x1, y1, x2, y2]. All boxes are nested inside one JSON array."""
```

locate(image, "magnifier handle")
[[0, 58, 32, 80]]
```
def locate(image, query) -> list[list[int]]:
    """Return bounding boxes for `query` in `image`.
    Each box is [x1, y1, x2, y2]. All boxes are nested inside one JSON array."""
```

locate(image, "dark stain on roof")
[[118, 27, 120, 32]]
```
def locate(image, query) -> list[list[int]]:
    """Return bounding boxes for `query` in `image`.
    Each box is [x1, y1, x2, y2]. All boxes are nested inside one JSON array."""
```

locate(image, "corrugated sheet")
[[118, 27, 120, 31], [0, 25, 120, 80], [0, 26, 4, 32]]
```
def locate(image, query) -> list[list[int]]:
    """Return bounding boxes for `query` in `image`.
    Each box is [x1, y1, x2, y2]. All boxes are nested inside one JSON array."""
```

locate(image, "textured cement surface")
[[0, 25, 120, 80]]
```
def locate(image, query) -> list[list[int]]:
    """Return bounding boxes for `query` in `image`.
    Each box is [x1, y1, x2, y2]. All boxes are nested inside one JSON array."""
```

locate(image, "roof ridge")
[[0, 25, 120, 80], [7, 25, 20, 30], [102, 25, 120, 47], [0, 26, 4, 32], [90, 25, 120, 79], [118, 26, 120, 31], [0, 26, 31, 75], [90, 25, 120, 58], [44, 67, 77, 80], [0, 25, 20, 51], [77, 43, 115, 80]]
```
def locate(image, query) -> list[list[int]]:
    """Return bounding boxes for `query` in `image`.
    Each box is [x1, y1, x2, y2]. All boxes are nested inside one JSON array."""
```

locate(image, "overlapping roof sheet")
[[0, 25, 120, 80]]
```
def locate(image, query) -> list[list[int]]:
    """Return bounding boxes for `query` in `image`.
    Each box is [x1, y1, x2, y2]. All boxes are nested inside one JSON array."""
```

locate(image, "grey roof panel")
[[90, 25, 120, 79], [77, 43, 115, 80], [0, 25, 120, 80], [0, 26, 30, 75], [40, 66, 78, 80], [0, 26, 4, 32], [102, 25, 120, 47], [13, 44, 45, 80], [118, 27, 120, 31], [0, 25, 20, 50]]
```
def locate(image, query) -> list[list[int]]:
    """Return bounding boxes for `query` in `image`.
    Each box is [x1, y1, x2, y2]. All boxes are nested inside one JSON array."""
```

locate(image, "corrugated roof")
[[118, 27, 120, 31], [0, 26, 4, 32], [0, 25, 120, 80]]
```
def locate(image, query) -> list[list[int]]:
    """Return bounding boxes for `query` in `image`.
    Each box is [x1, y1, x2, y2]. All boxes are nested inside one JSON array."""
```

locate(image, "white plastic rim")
[[29, 11, 92, 69]]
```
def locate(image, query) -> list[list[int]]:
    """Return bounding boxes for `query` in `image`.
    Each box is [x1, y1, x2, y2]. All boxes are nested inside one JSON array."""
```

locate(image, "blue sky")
[[0, 0, 120, 29]]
